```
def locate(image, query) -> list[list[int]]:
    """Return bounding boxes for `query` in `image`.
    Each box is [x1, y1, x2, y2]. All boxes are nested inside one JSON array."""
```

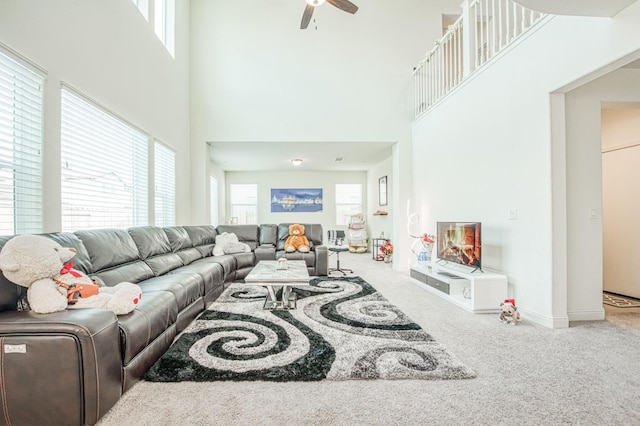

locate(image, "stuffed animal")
[[499, 298, 521, 325], [0, 234, 142, 315], [284, 223, 310, 253]]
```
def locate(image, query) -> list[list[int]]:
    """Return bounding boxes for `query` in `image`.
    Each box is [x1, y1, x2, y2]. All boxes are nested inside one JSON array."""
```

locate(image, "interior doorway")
[[601, 105, 640, 300]]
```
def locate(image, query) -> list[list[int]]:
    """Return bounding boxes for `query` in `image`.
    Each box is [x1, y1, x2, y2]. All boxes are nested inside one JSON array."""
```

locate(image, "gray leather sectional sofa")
[[0, 223, 327, 426]]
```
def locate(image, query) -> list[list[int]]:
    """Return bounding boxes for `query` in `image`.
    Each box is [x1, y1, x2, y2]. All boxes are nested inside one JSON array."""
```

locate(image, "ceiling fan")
[[300, 0, 359, 30]]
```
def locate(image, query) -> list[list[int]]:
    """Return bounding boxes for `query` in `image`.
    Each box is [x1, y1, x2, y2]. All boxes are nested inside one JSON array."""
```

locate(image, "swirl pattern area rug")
[[144, 276, 476, 382]]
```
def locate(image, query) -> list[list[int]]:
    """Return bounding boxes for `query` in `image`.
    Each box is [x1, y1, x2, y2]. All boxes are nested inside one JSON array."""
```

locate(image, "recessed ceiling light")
[[291, 159, 303, 166]]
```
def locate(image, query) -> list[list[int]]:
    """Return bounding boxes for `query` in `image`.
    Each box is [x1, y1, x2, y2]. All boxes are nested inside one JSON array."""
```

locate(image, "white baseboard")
[[519, 307, 569, 329], [568, 308, 605, 322]]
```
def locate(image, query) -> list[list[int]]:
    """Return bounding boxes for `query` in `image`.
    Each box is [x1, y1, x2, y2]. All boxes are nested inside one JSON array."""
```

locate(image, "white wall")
[[189, 0, 463, 263], [0, 0, 192, 229], [367, 157, 394, 241], [225, 170, 366, 244], [411, 2, 640, 328]]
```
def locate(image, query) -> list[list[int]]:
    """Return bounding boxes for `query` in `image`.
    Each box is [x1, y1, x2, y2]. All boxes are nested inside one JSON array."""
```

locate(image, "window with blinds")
[[229, 184, 257, 225], [60, 87, 149, 231], [0, 49, 44, 235], [154, 140, 175, 226], [335, 184, 362, 225]]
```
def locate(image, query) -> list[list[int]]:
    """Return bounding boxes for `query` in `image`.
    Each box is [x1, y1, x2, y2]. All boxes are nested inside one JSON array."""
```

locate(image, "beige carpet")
[[98, 252, 640, 426]]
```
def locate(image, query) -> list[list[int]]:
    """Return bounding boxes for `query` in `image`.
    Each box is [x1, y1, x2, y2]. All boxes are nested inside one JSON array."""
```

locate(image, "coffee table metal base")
[[244, 261, 310, 311], [264, 285, 297, 310]]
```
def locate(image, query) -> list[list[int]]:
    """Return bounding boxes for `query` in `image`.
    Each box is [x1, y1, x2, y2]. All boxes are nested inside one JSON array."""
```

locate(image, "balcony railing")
[[413, 0, 545, 118]]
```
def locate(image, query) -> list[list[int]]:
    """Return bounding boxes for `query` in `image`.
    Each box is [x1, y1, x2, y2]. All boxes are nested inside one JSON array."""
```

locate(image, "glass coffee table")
[[244, 260, 311, 310]]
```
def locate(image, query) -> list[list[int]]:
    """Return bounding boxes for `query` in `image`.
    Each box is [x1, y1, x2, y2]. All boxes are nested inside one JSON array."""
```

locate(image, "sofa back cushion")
[[259, 224, 278, 246], [163, 226, 203, 265], [183, 225, 217, 257], [216, 225, 260, 250], [276, 223, 323, 251], [164, 226, 193, 251], [128, 226, 183, 276], [75, 228, 154, 286]]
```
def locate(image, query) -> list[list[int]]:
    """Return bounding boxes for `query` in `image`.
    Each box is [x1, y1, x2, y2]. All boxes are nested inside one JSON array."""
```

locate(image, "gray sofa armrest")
[[255, 245, 276, 262], [314, 245, 328, 276], [0, 309, 122, 425]]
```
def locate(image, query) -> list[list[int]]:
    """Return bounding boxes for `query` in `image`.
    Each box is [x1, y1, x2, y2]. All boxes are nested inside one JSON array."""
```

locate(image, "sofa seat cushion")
[[137, 274, 203, 312], [233, 252, 255, 270], [144, 253, 183, 276], [92, 260, 154, 287], [168, 262, 224, 296], [191, 255, 236, 283], [175, 247, 203, 265], [118, 290, 178, 365], [275, 250, 316, 268]]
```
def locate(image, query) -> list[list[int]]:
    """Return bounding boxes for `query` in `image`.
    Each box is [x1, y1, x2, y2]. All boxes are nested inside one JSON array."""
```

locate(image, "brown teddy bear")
[[285, 224, 310, 253]]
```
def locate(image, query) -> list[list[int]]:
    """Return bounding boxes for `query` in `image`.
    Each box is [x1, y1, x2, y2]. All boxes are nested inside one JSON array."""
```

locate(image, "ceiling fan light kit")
[[300, 0, 359, 30]]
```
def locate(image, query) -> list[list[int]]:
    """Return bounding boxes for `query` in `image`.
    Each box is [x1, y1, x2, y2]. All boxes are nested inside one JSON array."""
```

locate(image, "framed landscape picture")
[[271, 188, 323, 212], [379, 176, 388, 206]]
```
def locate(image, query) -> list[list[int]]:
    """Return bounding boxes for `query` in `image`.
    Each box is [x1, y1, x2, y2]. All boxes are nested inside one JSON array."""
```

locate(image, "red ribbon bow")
[[60, 262, 82, 278]]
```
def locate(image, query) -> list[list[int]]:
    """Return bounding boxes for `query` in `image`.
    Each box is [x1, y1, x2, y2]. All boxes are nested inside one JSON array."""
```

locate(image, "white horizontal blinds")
[[335, 184, 362, 225], [154, 140, 175, 226], [60, 88, 149, 231], [0, 50, 44, 235], [229, 184, 257, 225]]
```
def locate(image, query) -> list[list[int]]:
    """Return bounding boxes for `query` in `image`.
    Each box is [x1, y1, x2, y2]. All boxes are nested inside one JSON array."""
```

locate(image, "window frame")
[[153, 140, 176, 226], [335, 183, 363, 226], [154, 0, 175, 57], [228, 183, 258, 225]]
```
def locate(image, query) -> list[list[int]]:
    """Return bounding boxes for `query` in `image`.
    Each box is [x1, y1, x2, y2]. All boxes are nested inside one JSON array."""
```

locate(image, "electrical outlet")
[[508, 209, 518, 220]]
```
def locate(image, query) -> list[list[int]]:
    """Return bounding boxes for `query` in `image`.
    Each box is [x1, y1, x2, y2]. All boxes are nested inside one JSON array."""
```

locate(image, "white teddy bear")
[[0, 234, 142, 315]]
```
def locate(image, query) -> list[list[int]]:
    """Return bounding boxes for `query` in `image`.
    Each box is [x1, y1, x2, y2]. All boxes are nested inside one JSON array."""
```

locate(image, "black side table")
[[371, 238, 387, 261]]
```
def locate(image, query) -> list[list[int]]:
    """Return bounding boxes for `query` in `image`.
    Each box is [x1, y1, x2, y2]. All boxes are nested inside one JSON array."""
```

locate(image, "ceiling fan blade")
[[326, 0, 358, 14], [300, 4, 314, 29]]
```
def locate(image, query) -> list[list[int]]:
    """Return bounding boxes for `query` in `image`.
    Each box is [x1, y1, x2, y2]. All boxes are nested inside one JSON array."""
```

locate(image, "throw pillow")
[[213, 232, 239, 256], [223, 241, 251, 254]]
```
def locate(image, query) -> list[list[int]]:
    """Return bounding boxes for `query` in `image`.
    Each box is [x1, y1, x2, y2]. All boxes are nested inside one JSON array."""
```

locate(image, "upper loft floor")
[[412, 0, 640, 120]]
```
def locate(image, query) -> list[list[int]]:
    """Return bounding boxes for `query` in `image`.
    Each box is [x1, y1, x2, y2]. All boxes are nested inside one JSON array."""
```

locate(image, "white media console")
[[410, 263, 507, 313]]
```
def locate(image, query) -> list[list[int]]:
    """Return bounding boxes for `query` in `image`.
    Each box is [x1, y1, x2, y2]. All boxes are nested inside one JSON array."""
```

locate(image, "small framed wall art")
[[270, 188, 323, 212], [379, 176, 388, 206]]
